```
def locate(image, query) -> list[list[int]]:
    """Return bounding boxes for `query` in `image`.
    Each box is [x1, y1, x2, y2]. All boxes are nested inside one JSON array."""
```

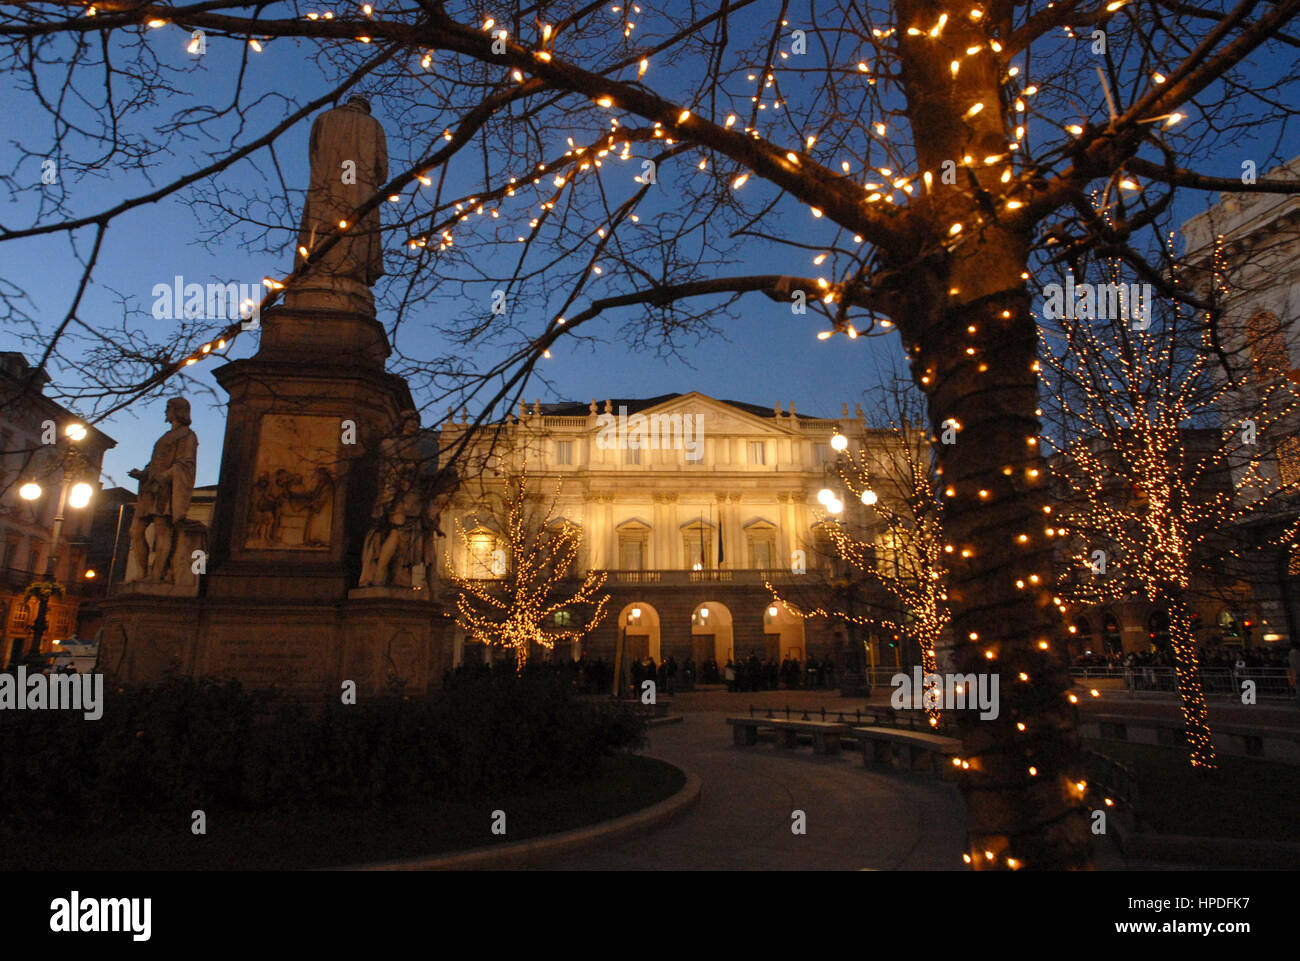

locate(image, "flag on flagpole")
[[717, 509, 724, 567]]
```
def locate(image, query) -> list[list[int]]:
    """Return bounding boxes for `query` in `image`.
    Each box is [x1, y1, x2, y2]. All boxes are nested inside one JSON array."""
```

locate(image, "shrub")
[[0, 673, 644, 834]]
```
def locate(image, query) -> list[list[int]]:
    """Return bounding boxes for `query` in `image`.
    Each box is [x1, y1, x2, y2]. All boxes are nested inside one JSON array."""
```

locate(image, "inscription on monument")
[[218, 632, 325, 691]]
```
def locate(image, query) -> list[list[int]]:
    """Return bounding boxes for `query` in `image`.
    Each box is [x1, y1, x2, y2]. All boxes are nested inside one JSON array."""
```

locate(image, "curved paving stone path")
[[540, 710, 969, 870]]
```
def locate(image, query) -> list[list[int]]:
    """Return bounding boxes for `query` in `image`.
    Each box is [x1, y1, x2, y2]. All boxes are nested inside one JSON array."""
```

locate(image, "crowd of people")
[[1072, 644, 1293, 671], [442, 651, 844, 694], [443, 656, 614, 695], [718, 654, 839, 692], [1072, 643, 1298, 696]]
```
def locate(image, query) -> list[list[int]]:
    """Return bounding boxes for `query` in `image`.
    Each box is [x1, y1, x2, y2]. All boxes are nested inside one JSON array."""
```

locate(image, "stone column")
[[604, 497, 616, 571], [783, 493, 801, 569], [726, 494, 744, 569], [651, 494, 664, 570]]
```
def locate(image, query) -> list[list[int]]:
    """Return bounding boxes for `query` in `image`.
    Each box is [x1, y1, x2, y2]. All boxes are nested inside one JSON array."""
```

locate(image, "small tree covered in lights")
[[448, 468, 610, 671], [770, 383, 950, 725], [1041, 262, 1300, 771]]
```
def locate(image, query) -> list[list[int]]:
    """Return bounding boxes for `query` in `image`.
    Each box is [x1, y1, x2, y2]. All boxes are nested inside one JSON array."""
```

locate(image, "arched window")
[[1101, 613, 1123, 654], [466, 528, 498, 577]]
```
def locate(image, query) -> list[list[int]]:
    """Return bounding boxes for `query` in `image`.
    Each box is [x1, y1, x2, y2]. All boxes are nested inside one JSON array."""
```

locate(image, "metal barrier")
[[1079, 747, 1139, 813], [747, 703, 947, 732], [1071, 665, 1294, 698]]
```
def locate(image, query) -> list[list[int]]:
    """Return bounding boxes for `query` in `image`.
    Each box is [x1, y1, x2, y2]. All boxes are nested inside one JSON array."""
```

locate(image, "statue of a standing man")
[[127, 397, 198, 583], [291, 95, 388, 312]]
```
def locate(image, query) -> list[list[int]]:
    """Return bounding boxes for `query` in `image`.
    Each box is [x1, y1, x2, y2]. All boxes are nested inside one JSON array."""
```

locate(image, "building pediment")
[[633, 391, 797, 437]]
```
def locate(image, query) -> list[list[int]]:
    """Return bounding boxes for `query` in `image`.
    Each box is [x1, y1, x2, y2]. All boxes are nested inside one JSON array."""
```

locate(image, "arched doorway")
[[618, 602, 661, 664], [762, 601, 805, 662], [1101, 613, 1123, 655], [1071, 616, 1093, 656], [692, 601, 734, 667], [1147, 609, 1170, 651]]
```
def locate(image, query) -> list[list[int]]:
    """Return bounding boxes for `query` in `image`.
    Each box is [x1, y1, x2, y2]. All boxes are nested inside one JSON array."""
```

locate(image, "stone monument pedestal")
[[98, 593, 453, 700], [97, 97, 453, 698], [98, 303, 453, 698]]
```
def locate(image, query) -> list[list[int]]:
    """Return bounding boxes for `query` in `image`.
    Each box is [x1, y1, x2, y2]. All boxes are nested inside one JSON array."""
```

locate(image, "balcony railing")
[[603, 568, 804, 586]]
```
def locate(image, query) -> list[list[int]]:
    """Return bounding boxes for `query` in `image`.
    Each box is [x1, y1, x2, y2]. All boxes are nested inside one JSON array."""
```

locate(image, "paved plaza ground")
[[541, 705, 971, 870], [540, 686, 1286, 870]]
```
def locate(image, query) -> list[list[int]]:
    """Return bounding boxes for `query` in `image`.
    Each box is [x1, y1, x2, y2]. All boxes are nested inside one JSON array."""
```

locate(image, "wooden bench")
[[852, 726, 962, 779], [725, 717, 848, 754]]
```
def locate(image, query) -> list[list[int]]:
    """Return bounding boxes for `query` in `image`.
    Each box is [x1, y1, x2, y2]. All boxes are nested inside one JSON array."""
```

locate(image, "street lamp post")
[[612, 606, 642, 698], [19, 425, 93, 662]]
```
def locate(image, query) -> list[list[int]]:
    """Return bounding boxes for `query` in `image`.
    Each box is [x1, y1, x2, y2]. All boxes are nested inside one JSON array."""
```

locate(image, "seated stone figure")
[[359, 412, 442, 589]]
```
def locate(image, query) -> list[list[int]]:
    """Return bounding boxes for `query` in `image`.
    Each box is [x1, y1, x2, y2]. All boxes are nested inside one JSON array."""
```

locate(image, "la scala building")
[[437, 391, 923, 681]]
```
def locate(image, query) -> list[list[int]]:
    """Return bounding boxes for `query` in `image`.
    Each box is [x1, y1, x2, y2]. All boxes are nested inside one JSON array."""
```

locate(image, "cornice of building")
[[1180, 155, 1300, 266]]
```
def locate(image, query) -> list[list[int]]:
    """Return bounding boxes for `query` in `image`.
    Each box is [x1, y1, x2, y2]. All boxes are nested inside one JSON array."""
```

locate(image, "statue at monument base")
[[356, 412, 450, 595], [122, 396, 204, 594]]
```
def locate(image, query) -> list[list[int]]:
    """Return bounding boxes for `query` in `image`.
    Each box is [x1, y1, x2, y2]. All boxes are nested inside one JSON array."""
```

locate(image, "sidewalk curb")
[[347, 765, 701, 871]]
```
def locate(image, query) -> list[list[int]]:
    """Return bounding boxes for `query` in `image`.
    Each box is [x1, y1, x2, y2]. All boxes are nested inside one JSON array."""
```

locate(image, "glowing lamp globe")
[[68, 482, 93, 509], [19, 482, 42, 501], [65, 423, 87, 442], [830, 433, 848, 452], [816, 488, 834, 506], [861, 489, 878, 506], [827, 498, 844, 515], [631, 607, 642, 620], [768, 605, 778, 617]]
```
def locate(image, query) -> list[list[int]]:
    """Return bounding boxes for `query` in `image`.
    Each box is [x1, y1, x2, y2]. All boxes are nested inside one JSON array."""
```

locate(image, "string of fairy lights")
[[446, 466, 610, 670], [101, 0, 1190, 394], [67, 0, 1211, 868]]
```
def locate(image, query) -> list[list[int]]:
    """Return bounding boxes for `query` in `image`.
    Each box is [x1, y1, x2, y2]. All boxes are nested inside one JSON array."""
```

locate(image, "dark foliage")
[[0, 674, 644, 835]]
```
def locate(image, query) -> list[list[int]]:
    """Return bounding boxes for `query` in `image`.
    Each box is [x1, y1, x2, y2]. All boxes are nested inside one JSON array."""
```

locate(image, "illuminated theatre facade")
[[437, 392, 912, 672]]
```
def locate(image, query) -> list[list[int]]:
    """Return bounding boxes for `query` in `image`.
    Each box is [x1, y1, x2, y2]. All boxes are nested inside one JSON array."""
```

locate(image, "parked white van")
[[48, 637, 99, 673]]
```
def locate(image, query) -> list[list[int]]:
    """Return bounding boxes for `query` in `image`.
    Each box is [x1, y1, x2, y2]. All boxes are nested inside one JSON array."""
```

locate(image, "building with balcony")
[[0, 351, 116, 666], [436, 391, 917, 679]]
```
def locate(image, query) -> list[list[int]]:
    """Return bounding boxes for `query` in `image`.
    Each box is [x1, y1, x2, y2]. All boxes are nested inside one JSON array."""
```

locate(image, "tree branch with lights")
[[770, 382, 950, 726]]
